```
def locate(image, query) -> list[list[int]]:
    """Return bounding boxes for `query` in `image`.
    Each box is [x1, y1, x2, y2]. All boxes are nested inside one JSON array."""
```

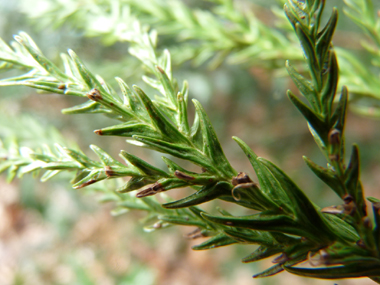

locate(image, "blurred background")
[[0, 0, 379, 284]]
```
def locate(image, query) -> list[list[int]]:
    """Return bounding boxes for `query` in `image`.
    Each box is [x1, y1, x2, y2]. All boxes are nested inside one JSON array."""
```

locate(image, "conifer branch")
[[19, 0, 380, 116], [0, 0, 379, 282], [20, 0, 304, 68]]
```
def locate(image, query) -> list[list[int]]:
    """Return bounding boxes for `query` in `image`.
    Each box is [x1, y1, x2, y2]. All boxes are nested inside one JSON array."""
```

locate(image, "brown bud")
[[152, 182, 163, 192], [136, 182, 164, 198], [328, 129, 340, 145], [231, 173, 258, 202], [232, 172, 253, 186], [343, 194, 353, 204], [87, 88, 102, 101], [104, 166, 115, 177], [174, 170, 195, 180], [272, 253, 288, 264], [339, 195, 356, 215]]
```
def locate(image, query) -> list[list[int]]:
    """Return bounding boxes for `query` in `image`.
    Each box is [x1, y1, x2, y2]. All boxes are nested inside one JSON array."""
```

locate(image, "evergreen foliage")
[[1, 0, 380, 282]]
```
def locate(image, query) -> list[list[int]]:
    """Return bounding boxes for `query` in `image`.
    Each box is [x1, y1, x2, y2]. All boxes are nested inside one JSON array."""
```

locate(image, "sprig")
[[344, 0, 380, 48], [340, 0, 380, 117], [0, 0, 380, 282], [0, 27, 240, 205], [19, 0, 303, 68], [281, 0, 380, 280], [0, 133, 223, 239], [18, 0, 380, 119]]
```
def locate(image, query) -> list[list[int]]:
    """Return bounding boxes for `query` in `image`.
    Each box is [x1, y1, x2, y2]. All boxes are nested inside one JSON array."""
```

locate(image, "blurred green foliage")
[[0, 0, 380, 284]]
